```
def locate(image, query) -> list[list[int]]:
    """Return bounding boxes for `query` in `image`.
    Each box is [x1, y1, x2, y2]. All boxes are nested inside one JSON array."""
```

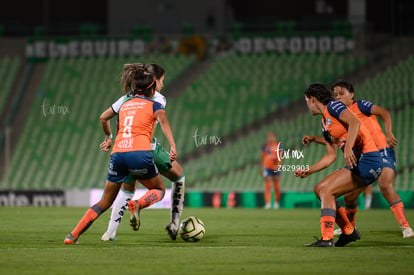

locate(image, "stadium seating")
[[184, 55, 414, 192], [392, 108, 414, 170], [186, 111, 344, 192], [155, 53, 364, 155], [394, 168, 412, 191], [356, 55, 414, 110], [3, 53, 413, 192], [3, 54, 195, 189], [0, 56, 21, 115]]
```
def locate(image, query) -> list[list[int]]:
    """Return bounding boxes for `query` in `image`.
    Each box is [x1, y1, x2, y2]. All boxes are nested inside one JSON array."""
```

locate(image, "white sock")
[[105, 188, 134, 236], [365, 195, 372, 210], [170, 176, 185, 227]]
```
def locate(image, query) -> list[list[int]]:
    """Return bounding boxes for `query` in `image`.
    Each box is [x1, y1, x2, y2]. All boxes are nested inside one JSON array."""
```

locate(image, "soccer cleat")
[[128, 200, 141, 231], [101, 231, 117, 241], [264, 203, 271, 209], [334, 226, 358, 236], [333, 228, 342, 236], [335, 228, 361, 247], [64, 233, 79, 245], [165, 223, 178, 241], [402, 227, 414, 238], [273, 202, 280, 209], [306, 237, 334, 247]]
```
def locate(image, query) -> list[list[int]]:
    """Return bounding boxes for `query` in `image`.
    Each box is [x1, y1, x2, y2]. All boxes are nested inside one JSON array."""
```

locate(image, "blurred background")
[[0, 0, 413, 208]]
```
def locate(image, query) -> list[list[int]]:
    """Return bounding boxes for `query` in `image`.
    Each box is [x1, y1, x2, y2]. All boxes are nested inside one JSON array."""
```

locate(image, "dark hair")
[[146, 63, 165, 80], [120, 63, 155, 97], [331, 79, 354, 93], [304, 83, 334, 105]]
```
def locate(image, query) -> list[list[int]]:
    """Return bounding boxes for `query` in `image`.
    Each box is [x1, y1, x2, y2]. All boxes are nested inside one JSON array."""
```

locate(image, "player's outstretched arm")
[[294, 142, 337, 178], [371, 105, 398, 147], [99, 107, 117, 151], [302, 135, 326, 145], [155, 110, 177, 161]]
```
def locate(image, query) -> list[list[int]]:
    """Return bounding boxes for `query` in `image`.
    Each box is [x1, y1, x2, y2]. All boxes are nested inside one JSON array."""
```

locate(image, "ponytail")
[[120, 63, 155, 97]]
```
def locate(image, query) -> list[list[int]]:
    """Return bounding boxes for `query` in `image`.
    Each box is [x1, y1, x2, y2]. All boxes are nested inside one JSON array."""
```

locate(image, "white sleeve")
[[111, 95, 127, 114], [153, 92, 167, 108]]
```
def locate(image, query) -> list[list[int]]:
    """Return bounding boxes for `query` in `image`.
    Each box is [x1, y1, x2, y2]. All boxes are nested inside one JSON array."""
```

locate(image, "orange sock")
[[71, 206, 102, 238], [321, 208, 336, 240], [264, 181, 271, 204], [345, 204, 358, 227], [274, 181, 280, 202], [390, 200, 410, 228], [137, 189, 165, 209], [336, 200, 354, 235]]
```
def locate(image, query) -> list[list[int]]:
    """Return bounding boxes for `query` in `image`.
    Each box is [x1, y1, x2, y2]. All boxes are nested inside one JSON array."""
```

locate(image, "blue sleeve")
[[153, 101, 165, 113], [356, 99, 374, 116], [327, 101, 347, 119]]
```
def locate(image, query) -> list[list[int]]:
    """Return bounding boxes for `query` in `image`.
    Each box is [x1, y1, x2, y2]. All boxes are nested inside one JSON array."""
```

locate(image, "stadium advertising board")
[[0, 190, 65, 206], [26, 34, 354, 59], [233, 36, 354, 54], [26, 39, 146, 59]]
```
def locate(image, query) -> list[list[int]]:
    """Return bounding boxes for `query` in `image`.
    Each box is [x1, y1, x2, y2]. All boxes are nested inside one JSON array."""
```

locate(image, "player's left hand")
[[344, 147, 357, 169], [386, 133, 398, 148], [294, 169, 310, 178], [100, 138, 112, 151]]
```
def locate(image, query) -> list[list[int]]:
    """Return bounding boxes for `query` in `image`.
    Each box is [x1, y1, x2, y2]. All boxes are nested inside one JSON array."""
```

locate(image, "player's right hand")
[[302, 136, 314, 145], [169, 146, 177, 161], [344, 147, 357, 169], [294, 168, 310, 178], [100, 138, 112, 151], [386, 133, 398, 148]]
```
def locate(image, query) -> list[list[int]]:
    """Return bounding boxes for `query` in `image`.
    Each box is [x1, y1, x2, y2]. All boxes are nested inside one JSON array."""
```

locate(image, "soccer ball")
[[179, 216, 205, 242]]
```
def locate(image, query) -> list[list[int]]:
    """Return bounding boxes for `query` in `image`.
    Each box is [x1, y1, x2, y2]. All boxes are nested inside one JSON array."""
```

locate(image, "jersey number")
[[123, 116, 133, 138]]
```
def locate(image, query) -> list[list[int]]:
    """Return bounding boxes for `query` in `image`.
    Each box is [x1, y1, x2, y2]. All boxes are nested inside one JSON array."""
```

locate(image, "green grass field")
[[0, 207, 413, 274]]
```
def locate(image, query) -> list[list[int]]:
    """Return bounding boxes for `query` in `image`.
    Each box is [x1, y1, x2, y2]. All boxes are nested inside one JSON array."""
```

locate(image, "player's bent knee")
[[170, 162, 183, 177], [314, 184, 322, 199], [122, 182, 136, 192], [315, 181, 338, 199]]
